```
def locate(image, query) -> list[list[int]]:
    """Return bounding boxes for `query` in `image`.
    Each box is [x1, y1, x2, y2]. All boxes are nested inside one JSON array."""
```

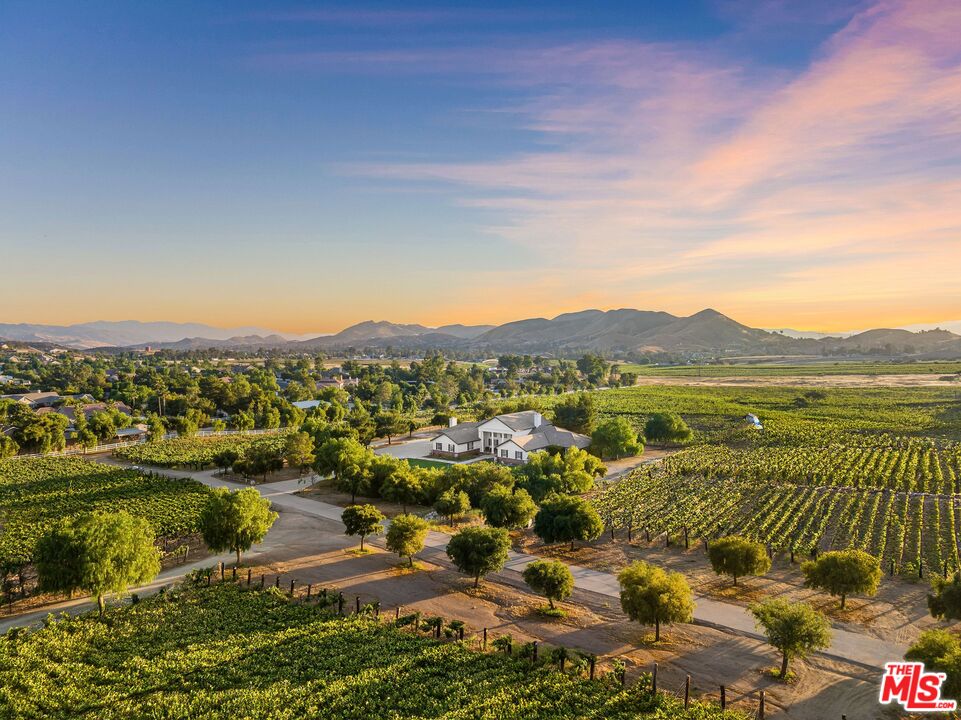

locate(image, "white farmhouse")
[[430, 410, 590, 464]]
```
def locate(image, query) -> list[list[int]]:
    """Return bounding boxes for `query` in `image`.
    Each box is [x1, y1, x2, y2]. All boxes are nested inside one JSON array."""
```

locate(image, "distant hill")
[[4, 312, 960, 360], [0, 320, 291, 349]]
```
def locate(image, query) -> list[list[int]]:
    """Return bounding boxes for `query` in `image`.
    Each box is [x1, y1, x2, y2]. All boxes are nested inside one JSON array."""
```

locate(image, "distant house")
[[114, 426, 149, 441], [292, 400, 322, 411], [430, 410, 590, 464], [0, 391, 61, 409], [57, 402, 133, 424]]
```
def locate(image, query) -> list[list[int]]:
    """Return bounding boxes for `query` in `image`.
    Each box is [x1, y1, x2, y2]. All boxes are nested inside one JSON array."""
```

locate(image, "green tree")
[[285, 431, 316, 476], [552, 392, 596, 434], [341, 504, 385, 551], [644, 412, 692, 444], [533, 493, 603, 550], [707, 536, 771, 587], [212, 447, 240, 476], [618, 560, 694, 642], [314, 437, 372, 503], [906, 630, 961, 701], [434, 488, 471, 526], [379, 461, 423, 512], [0, 435, 18, 459], [801, 549, 881, 609], [928, 572, 961, 621], [481, 486, 537, 529], [591, 417, 643, 460], [385, 513, 429, 567], [750, 599, 831, 678], [576, 353, 609, 385], [374, 409, 407, 444], [199, 488, 278, 565], [348, 404, 377, 446], [231, 410, 255, 431], [34, 511, 161, 616], [514, 447, 604, 501], [446, 526, 511, 588], [522, 559, 574, 609], [146, 414, 166, 442]]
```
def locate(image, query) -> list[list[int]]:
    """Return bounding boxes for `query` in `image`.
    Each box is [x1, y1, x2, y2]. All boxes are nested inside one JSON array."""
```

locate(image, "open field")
[[617, 361, 961, 377]]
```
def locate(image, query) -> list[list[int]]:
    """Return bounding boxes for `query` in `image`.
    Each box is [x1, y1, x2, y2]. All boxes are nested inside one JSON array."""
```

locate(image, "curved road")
[[5, 461, 907, 672]]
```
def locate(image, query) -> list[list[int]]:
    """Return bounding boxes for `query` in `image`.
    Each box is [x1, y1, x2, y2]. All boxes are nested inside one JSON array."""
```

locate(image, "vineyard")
[[594, 444, 961, 572], [113, 431, 288, 468], [537, 384, 961, 447], [0, 457, 210, 566], [0, 581, 745, 720]]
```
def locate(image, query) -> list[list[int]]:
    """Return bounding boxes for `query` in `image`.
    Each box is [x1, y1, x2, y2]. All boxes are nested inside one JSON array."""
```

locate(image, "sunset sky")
[[2, 0, 960, 334]]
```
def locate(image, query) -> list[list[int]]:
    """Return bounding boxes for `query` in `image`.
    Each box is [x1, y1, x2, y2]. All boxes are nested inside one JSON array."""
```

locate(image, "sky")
[[1, 0, 960, 334]]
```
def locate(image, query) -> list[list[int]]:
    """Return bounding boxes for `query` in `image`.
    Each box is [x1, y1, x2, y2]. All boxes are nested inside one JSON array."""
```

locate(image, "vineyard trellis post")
[[684, 675, 690, 709], [652, 662, 658, 694], [589, 655, 596, 680], [720, 685, 726, 709], [758, 689, 765, 719]]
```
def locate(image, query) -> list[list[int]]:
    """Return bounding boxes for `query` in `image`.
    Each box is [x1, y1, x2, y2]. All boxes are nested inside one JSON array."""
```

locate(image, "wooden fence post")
[[532, 641, 538, 663], [219, 562, 224, 581], [483, 628, 488, 650], [306, 584, 312, 599], [232, 566, 237, 581], [356, 596, 361, 614], [395, 606, 400, 621], [338, 593, 344, 615], [684, 675, 690, 709], [652, 663, 658, 694], [720, 685, 726, 710], [758, 690, 765, 720], [260, 574, 265, 588], [274, 576, 280, 589], [247, 568, 252, 586], [289, 579, 296, 596], [589, 656, 596, 680]]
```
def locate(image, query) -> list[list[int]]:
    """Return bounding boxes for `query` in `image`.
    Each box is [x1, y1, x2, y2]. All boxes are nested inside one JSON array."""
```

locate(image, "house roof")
[[500, 425, 591, 453], [434, 421, 482, 445], [483, 410, 542, 432]]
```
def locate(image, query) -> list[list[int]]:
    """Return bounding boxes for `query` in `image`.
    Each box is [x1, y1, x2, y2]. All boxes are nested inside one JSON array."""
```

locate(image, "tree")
[[0, 435, 17, 459], [644, 412, 692, 444], [591, 418, 643, 459], [34, 511, 160, 616], [801, 549, 881, 609], [379, 461, 423, 512], [314, 437, 372, 503], [514, 447, 605, 501], [231, 410, 255, 431], [341, 504, 385, 551], [523, 559, 574, 609], [212, 447, 240, 476], [576, 353, 609, 385], [929, 572, 961, 621], [374, 409, 407, 445], [552, 392, 596, 434], [533, 493, 603, 550], [446, 526, 511, 588], [707, 536, 771, 587], [385, 513, 429, 567], [618, 560, 694, 641], [434, 488, 471, 526], [906, 630, 961, 701], [750, 599, 831, 678], [285, 431, 316, 476], [199, 488, 278, 565], [481, 486, 537, 529]]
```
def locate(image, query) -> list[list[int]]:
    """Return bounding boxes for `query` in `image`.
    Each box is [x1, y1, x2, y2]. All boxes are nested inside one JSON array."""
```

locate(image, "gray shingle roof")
[[433, 421, 482, 445]]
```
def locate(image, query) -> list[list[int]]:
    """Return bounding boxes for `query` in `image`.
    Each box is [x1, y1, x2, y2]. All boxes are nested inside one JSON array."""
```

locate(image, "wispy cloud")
[[250, 0, 961, 329]]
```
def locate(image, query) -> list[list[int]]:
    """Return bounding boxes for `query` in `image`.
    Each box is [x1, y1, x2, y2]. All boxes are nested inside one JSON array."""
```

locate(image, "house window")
[[448, 444, 455, 453], [500, 449, 508, 458], [435, 442, 443, 451], [515, 451, 523, 460]]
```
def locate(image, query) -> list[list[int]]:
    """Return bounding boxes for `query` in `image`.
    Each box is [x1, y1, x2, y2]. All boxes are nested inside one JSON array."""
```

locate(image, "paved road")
[[149, 465, 906, 671], [14, 461, 906, 670]]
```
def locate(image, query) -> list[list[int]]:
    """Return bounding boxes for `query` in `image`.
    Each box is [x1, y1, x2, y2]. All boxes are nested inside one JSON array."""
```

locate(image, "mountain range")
[[3, 311, 960, 360]]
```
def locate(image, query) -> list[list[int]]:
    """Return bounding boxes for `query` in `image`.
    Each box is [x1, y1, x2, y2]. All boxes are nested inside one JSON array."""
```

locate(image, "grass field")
[[405, 457, 455, 470], [0, 581, 746, 720]]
